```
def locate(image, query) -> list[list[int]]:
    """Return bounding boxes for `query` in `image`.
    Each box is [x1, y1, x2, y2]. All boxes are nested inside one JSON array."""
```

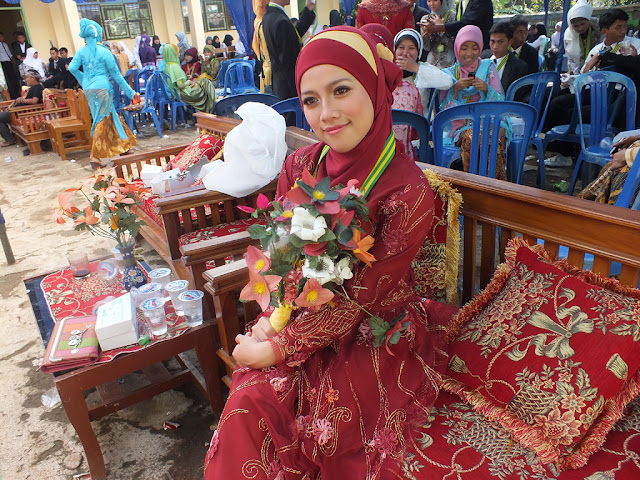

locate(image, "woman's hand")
[[233, 334, 276, 369], [395, 55, 419, 73], [472, 77, 488, 93], [583, 53, 600, 72], [613, 135, 640, 150], [453, 78, 473, 99], [610, 149, 628, 169], [250, 315, 276, 341]]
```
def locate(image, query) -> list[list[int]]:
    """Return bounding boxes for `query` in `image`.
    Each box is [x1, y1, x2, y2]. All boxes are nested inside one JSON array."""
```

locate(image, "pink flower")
[[313, 418, 333, 445], [374, 428, 399, 457], [294, 278, 334, 309], [239, 270, 281, 312], [296, 415, 311, 435], [238, 193, 272, 214], [245, 245, 271, 273], [269, 376, 289, 393]]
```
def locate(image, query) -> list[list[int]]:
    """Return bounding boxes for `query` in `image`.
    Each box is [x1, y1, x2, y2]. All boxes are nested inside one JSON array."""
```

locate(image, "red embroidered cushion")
[[169, 135, 222, 172], [442, 239, 640, 471], [42, 88, 56, 110]]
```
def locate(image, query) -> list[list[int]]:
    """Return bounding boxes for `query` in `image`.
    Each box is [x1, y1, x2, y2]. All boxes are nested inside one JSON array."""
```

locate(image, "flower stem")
[[336, 287, 376, 317]]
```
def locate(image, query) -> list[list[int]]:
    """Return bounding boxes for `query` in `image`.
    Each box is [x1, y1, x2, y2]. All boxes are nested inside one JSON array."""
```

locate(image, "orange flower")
[[295, 278, 334, 309], [73, 206, 100, 227], [240, 270, 281, 312], [352, 229, 376, 267], [245, 245, 271, 273]]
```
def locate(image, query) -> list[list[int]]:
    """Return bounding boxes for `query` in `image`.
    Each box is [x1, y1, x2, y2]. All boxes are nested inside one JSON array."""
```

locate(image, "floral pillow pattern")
[[443, 239, 640, 470], [169, 135, 222, 172]]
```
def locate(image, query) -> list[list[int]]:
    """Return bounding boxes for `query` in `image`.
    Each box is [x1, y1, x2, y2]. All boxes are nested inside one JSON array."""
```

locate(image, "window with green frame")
[[77, 0, 154, 40], [181, 0, 190, 34], [201, 0, 234, 31]]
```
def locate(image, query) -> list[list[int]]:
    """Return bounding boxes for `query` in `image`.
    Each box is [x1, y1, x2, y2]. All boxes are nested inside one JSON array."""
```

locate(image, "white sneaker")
[[544, 154, 573, 167]]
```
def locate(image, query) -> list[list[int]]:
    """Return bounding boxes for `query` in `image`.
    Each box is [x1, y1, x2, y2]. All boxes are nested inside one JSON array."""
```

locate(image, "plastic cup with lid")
[[140, 297, 167, 336], [131, 282, 164, 309], [148, 268, 172, 289], [178, 290, 205, 327], [165, 279, 189, 315]]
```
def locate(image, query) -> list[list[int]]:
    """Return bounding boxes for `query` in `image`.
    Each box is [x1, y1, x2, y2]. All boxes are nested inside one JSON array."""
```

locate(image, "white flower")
[[290, 207, 327, 242], [332, 257, 354, 285], [349, 186, 364, 198], [270, 225, 290, 252], [302, 255, 335, 285]]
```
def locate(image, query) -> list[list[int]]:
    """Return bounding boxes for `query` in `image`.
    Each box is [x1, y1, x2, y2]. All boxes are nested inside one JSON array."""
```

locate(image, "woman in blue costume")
[[439, 25, 510, 180], [69, 19, 138, 168]]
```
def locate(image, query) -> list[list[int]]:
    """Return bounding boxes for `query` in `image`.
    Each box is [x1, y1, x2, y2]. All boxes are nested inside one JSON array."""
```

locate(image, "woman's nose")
[[319, 99, 338, 122]]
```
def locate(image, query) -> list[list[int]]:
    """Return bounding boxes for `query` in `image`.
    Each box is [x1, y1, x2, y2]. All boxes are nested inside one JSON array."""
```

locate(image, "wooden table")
[[34, 265, 223, 479]]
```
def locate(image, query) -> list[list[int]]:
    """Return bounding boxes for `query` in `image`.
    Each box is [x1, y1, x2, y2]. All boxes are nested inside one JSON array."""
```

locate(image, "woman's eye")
[[335, 86, 350, 95], [302, 97, 317, 106]]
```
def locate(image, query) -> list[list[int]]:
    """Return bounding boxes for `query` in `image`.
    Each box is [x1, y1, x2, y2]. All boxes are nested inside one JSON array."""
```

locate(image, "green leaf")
[[388, 331, 401, 345], [247, 224, 269, 239], [317, 229, 336, 242], [288, 234, 308, 248], [369, 316, 389, 337]]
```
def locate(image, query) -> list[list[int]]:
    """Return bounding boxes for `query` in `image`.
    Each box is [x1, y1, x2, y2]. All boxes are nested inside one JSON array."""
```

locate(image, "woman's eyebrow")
[[301, 78, 353, 96]]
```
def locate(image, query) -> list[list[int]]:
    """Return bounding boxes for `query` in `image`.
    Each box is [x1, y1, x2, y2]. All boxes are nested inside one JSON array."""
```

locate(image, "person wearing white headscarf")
[[564, 0, 599, 74], [175, 31, 190, 63], [550, 21, 562, 51], [132, 36, 142, 70], [420, 0, 456, 69], [393, 28, 453, 113], [21, 47, 46, 79]]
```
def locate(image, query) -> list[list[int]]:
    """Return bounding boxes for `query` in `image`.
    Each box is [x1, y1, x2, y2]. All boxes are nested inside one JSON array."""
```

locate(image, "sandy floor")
[[0, 123, 220, 480]]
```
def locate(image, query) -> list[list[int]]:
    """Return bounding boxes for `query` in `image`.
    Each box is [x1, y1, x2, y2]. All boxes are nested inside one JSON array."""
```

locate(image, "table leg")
[[196, 323, 225, 415], [56, 381, 106, 479]]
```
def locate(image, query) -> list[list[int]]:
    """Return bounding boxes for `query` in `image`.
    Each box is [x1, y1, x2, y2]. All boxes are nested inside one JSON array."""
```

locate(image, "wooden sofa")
[[111, 113, 318, 293], [201, 158, 640, 477], [8, 88, 73, 154]]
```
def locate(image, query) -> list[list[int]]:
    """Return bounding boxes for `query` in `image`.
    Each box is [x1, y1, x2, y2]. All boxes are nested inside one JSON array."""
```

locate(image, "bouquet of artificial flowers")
[[239, 170, 376, 331], [239, 170, 413, 352]]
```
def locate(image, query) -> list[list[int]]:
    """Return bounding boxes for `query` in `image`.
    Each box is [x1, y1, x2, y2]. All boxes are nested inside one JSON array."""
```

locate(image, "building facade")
[[0, 0, 340, 58]]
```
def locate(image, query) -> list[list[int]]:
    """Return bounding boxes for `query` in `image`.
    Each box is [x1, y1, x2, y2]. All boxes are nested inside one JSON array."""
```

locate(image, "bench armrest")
[[180, 230, 257, 266]]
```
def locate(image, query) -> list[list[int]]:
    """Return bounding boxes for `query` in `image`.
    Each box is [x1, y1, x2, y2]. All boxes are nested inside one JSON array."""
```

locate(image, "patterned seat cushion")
[[443, 239, 640, 470], [129, 180, 163, 228], [169, 135, 223, 172], [179, 217, 267, 248]]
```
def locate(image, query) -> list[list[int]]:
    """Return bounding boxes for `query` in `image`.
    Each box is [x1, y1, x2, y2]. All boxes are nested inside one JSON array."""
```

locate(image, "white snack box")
[[140, 164, 164, 186], [96, 293, 139, 351]]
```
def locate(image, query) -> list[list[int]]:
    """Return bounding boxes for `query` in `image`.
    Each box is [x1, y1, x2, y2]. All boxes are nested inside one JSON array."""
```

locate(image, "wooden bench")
[[8, 88, 72, 154], [202, 163, 640, 388]]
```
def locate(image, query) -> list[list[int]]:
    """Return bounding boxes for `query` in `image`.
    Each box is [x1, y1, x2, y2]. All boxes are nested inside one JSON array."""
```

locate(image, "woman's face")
[[395, 38, 418, 62], [213, 36, 219, 43], [458, 41, 479, 66], [154, 38, 160, 45], [570, 17, 590, 35], [185, 53, 193, 63], [204, 51, 212, 60], [427, 0, 441, 12], [300, 64, 374, 154], [33, 51, 38, 59]]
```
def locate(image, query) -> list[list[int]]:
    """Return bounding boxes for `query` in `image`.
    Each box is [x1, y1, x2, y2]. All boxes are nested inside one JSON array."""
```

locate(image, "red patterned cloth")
[[444, 239, 640, 470], [179, 217, 267, 247], [168, 135, 222, 172], [41, 262, 189, 365], [129, 180, 163, 228], [404, 389, 640, 479]]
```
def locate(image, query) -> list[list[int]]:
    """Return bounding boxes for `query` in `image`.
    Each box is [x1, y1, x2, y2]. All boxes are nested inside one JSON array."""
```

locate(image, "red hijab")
[[294, 26, 402, 194], [360, 23, 395, 53]]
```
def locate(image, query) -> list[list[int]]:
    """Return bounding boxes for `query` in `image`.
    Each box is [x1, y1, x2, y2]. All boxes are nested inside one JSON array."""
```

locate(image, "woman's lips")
[[324, 124, 348, 135]]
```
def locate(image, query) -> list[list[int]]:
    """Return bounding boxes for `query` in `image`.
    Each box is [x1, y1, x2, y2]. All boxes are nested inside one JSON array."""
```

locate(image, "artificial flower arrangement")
[[53, 172, 146, 249], [239, 170, 411, 351]]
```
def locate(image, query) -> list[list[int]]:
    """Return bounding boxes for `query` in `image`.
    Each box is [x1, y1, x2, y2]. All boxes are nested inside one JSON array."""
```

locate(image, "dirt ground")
[[0, 122, 223, 480], [0, 116, 578, 480]]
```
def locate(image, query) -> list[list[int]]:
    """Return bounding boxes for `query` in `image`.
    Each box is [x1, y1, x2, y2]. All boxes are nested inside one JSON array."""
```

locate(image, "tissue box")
[[140, 164, 164, 186], [95, 293, 139, 351]]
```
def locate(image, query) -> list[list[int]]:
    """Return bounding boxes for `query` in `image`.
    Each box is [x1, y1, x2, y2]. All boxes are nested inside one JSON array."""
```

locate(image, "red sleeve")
[[268, 179, 436, 364]]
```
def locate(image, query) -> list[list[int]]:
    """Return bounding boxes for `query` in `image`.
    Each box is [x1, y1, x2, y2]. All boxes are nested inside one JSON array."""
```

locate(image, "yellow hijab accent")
[[305, 30, 378, 75]]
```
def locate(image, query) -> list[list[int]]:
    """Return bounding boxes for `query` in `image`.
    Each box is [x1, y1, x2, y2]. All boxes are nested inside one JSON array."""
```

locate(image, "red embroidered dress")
[[356, 0, 414, 38], [204, 27, 446, 480]]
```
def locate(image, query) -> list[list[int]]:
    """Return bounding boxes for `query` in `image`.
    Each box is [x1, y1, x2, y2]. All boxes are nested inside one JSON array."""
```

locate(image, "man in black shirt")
[[44, 47, 64, 88], [10, 31, 31, 65], [0, 69, 43, 147], [510, 15, 539, 75], [262, 0, 316, 100]]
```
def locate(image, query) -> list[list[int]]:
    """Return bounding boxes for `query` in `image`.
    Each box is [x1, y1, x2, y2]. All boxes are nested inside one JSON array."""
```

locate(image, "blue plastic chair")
[[568, 71, 637, 195], [216, 58, 256, 89], [123, 68, 137, 89], [135, 65, 155, 94], [432, 101, 537, 180], [506, 71, 560, 187], [152, 72, 186, 131], [110, 80, 134, 132], [272, 97, 310, 130], [391, 109, 432, 164], [135, 74, 164, 137], [221, 60, 259, 96], [214, 92, 281, 117]]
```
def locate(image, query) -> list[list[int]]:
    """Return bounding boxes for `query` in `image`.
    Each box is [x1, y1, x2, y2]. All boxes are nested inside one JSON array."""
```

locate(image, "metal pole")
[[0, 208, 16, 265]]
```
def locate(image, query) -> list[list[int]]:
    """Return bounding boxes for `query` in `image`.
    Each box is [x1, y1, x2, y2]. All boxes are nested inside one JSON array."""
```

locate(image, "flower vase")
[[116, 244, 147, 291]]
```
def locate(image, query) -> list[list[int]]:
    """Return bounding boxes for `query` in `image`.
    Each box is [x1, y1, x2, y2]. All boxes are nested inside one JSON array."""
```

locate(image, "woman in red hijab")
[[204, 26, 446, 480], [356, 0, 414, 38]]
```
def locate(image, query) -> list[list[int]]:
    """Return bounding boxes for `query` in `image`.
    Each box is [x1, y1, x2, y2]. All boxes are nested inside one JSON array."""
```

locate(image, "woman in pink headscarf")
[[439, 25, 508, 179]]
